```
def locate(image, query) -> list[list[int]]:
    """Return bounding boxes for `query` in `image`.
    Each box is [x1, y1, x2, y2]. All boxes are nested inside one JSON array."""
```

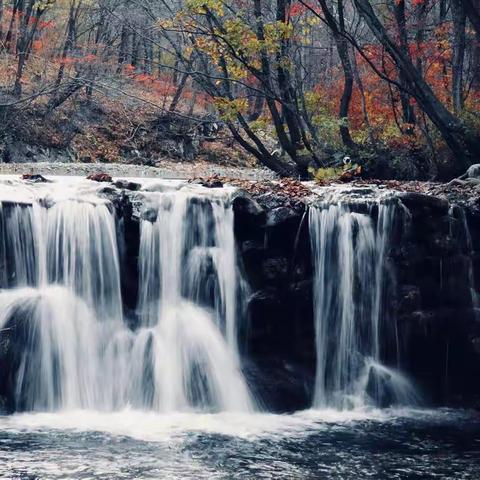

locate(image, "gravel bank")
[[0, 161, 277, 181]]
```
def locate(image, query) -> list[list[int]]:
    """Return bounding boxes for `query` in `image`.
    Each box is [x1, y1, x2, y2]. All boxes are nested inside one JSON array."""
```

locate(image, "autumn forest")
[[0, 0, 479, 180]]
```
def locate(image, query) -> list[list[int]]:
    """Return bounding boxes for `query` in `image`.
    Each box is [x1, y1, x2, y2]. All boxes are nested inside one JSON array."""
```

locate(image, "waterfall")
[[451, 206, 480, 318], [133, 187, 252, 411], [0, 194, 123, 410], [0, 178, 252, 413], [309, 195, 418, 409]]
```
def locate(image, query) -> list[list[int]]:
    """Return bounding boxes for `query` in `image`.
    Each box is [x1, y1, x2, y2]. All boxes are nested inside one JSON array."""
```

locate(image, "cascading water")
[[132, 186, 252, 411], [309, 190, 418, 409], [450, 205, 480, 317], [0, 177, 252, 413]]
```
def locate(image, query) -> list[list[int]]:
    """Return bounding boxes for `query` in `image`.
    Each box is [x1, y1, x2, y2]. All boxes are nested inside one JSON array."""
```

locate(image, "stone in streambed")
[[114, 179, 141, 191], [87, 172, 112, 182], [21, 173, 50, 183]]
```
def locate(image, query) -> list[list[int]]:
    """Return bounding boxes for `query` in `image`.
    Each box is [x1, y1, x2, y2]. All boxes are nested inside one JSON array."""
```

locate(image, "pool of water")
[[0, 408, 479, 479]]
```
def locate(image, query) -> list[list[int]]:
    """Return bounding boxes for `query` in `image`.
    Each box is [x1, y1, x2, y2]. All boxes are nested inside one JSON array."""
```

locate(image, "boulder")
[[266, 206, 299, 228], [114, 179, 141, 191], [398, 192, 450, 213], [87, 172, 112, 182], [466, 164, 480, 179], [232, 193, 266, 241], [21, 173, 50, 183], [261, 257, 289, 284]]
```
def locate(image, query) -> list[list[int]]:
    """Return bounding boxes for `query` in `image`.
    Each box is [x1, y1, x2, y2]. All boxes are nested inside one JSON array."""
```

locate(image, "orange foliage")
[[310, 14, 478, 148]]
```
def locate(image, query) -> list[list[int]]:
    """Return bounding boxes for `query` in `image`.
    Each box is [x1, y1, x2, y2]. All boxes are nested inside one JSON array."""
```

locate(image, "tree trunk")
[[157, 41, 163, 78], [414, 0, 428, 74], [253, 0, 299, 166], [452, 0, 466, 113], [13, 0, 36, 97], [172, 57, 179, 84], [248, 93, 264, 122], [143, 36, 153, 75], [47, 73, 84, 112], [187, 90, 197, 116], [473, 31, 480, 92], [275, 0, 303, 150], [353, 0, 480, 170], [169, 71, 189, 111], [318, 0, 355, 148], [0, 0, 4, 44], [4, 0, 20, 52], [392, 0, 416, 131], [130, 32, 139, 69], [117, 25, 129, 73], [86, 11, 104, 97], [54, 1, 77, 90], [352, 49, 374, 144]]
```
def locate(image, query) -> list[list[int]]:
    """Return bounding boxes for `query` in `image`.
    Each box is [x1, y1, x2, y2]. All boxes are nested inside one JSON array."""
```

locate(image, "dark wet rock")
[[398, 192, 450, 213], [189, 177, 224, 188], [232, 193, 265, 242], [141, 208, 158, 223], [96, 187, 140, 312], [87, 172, 113, 182], [261, 257, 289, 285], [21, 173, 50, 183], [245, 359, 314, 412], [244, 287, 315, 411], [365, 365, 396, 408], [203, 178, 224, 188], [398, 285, 422, 314], [114, 179, 141, 191], [397, 307, 480, 405], [266, 206, 299, 228], [232, 183, 480, 409], [0, 306, 36, 413], [232, 193, 265, 220]]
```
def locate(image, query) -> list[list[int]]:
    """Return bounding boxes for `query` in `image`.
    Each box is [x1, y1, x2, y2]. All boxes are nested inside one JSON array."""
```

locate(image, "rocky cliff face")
[[392, 193, 480, 406], [232, 192, 314, 411]]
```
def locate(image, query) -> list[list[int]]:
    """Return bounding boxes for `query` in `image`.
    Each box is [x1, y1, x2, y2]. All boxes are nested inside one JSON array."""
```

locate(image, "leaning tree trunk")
[[353, 0, 480, 171]]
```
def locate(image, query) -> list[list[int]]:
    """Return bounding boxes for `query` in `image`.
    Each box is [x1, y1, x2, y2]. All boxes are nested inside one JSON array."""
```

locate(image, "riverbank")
[[0, 161, 277, 181], [2, 160, 480, 213]]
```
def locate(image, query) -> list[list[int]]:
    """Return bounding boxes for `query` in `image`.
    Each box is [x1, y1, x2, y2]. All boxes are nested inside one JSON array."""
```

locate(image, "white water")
[[133, 186, 252, 411], [0, 176, 252, 413], [0, 407, 417, 442], [309, 191, 418, 409]]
